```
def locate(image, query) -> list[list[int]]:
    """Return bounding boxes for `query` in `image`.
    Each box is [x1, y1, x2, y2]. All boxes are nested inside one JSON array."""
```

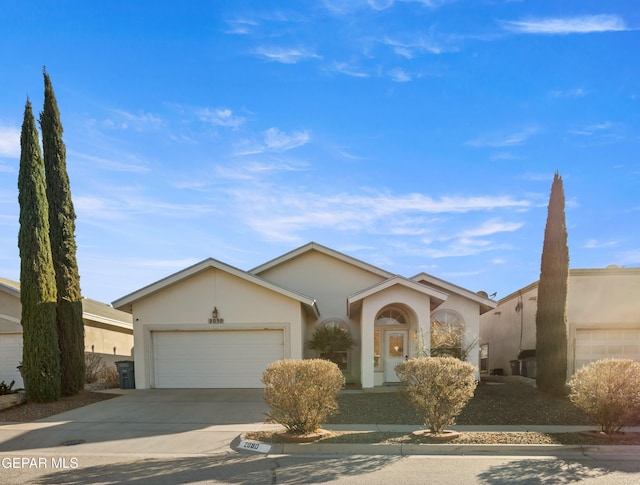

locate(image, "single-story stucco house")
[[480, 266, 640, 379], [0, 277, 133, 388], [112, 242, 496, 389]]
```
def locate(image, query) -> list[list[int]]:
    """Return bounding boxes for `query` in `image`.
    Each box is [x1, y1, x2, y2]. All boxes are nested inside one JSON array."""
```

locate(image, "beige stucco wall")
[[434, 293, 482, 372], [481, 269, 640, 378], [0, 289, 21, 333], [258, 249, 387, 384], [84, 322, 133, 357], [131, 267, 306, 389], [480, 284, 537, 376], [360, 284, 432, 388]]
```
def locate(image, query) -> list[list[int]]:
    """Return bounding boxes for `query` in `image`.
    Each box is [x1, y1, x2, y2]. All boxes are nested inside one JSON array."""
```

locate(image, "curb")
[[266, 442, 640, 458], [0, 392, 26, 410]]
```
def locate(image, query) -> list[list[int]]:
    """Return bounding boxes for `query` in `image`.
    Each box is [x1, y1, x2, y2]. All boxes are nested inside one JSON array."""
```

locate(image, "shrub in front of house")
[[568, 358, 640, 435], [395, 357, 477, 435], [84, 353, 106, 384], [262, 359, 345, 435]]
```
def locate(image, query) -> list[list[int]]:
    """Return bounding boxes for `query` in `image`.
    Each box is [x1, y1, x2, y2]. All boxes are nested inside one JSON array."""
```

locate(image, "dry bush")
[[262, 359, 345, 435], [84, 353, 106, 384], [100, 365, 120, 388], [568, 358, 640, 434], [395, 357, 477, 434]]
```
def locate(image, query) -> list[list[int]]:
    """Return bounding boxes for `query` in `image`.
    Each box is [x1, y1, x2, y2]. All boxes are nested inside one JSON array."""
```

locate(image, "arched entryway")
[[374, 304, 415, 383]]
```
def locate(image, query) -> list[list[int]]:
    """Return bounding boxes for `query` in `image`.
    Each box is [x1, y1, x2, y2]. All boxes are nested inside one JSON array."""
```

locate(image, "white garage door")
[[0, 335, 24, 388], [575, 329, 640, 371], [152, 330, 284, 388]]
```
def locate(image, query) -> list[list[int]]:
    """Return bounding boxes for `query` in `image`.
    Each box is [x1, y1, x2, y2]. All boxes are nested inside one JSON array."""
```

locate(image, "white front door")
[[384, 330, 408, 382]]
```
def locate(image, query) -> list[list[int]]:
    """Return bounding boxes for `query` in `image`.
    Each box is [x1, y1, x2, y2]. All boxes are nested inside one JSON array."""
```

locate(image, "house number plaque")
[[209, 306, 224, 324]]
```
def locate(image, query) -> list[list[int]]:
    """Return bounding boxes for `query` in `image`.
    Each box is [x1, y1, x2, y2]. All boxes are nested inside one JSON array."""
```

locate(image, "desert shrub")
[[100, 365, 120, 388], [262, 359, 345, 435], [0, 380, 16, 395], [395, 357, 477, 434], [568, 358, 640, 434], [84, 353, 105, 384]]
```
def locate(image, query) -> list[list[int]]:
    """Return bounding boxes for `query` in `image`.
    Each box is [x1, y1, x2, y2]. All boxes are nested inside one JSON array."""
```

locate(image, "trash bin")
[[115, 361, 135, 389], [509, 360, 521, 376]]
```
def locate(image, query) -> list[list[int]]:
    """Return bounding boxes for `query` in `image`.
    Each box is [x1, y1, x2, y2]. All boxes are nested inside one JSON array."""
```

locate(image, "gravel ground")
[[250, 377, 640, 445], [329, 378, 592, 426], [3, 378, 639, 446]]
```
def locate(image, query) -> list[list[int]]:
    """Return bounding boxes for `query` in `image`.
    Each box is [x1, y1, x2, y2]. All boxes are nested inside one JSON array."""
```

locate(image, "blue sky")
[[0, 1, 638, 305]]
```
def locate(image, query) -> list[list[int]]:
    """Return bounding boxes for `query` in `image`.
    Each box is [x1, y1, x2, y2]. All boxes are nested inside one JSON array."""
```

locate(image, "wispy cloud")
[[584, 239, 619, 249], [0, 126, 20, 158], [197, 107, 245, 128], [502, 15, 628, 35], [389, 68, 412, 82], [456, 218, 524, 238], [75, 190, 215, 222], [421, 237, 510, 258], [567, 121, 625, 145], [467, 127, 539, 148], [70, 151, 151, 173], [254, 46, 320, 64], [104, 110, 162, 131], [383, 35, 455, 57], [331, 61, 370, 78], [264, 127, 310, 151], [225, 18, 259, 35], [549, 88, 587, 99], [235, 127, 310, 155], [226, 186, 531, 242]]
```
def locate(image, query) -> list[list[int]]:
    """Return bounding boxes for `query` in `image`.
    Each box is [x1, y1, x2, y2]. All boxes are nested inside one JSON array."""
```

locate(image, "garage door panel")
[[152, 330, 284, 388], [575, 329, 640, 371]]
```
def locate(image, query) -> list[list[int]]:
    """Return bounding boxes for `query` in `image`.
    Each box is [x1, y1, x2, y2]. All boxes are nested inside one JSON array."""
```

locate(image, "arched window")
[[375, 307, 407, 326], [431, 309, 466, 359]]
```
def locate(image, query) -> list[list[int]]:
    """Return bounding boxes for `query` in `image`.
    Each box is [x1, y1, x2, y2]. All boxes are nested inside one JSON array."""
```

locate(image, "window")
[[309, 319, 353, 371], [374, 330, 381, 369], [375, 307, 407, 326], [431, 309, 465, 358], [480, 343, 488, 372]]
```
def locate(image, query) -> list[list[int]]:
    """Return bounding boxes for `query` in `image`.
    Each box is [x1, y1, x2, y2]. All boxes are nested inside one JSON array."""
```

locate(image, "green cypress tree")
[[535, 171, 569, 396], [18, 99, 61, 403], [40, 69, 85, 396]]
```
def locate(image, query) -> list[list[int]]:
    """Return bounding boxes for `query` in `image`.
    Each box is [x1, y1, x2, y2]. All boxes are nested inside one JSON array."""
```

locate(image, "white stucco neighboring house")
[[112, 242, 496, 389], [0, 277, 133, 388], [480, 266, 640, 379]]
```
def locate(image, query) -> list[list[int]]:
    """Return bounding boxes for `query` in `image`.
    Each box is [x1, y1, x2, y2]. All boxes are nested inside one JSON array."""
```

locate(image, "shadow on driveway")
[[0, 389, 271, 454]]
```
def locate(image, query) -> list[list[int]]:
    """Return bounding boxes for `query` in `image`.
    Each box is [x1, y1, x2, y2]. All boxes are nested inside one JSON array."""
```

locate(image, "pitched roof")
[[250, 241, 393, 279], [347, 275, 449, 316], [411, 272, 497, 314], [0, 277, 20, 297], [112, 257, 320, 317]]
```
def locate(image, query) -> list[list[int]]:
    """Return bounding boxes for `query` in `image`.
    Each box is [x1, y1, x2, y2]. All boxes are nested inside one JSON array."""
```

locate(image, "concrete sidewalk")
[[0, 389, 638, 459]]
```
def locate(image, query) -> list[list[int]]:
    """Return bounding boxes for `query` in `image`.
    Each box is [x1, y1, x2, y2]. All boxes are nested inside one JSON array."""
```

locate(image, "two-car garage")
[[152, 329, 285, 388]]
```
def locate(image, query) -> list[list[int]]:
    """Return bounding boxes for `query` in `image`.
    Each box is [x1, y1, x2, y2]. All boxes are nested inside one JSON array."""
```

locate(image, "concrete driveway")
[[0, 389, 279, 456]]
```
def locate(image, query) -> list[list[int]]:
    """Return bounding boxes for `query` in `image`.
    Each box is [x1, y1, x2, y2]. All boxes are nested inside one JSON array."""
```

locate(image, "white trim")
[[0, 313, 20, 324], [142, 322, 291, 389], [83, 313, 133, 331], [113, 258, 319, 318], [250, 242, 393, 279]]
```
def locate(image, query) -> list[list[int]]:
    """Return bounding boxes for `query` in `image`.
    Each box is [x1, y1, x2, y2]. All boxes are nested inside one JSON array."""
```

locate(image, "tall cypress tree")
[[40, 69, 85, 396], [535, 171, 569, 396], [18, 99, 61, 403]]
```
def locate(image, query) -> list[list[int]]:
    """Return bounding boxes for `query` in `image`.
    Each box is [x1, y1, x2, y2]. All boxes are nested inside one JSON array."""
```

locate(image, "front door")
[[384, 330, 408, 382]]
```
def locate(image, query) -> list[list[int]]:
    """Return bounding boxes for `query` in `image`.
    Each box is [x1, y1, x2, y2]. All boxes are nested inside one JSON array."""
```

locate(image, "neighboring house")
[[0, 277, 133, 388], [480, 266, 640, 379], [112, 242, 496, 389]]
